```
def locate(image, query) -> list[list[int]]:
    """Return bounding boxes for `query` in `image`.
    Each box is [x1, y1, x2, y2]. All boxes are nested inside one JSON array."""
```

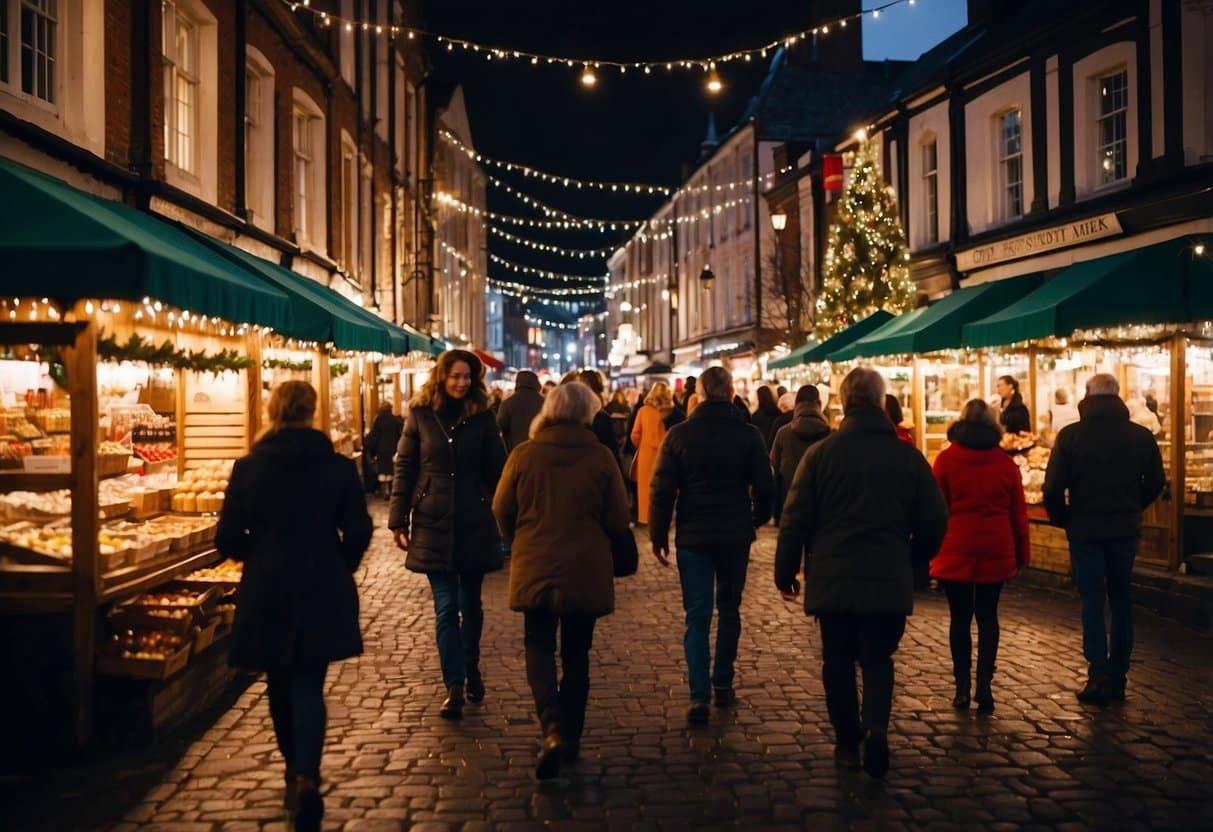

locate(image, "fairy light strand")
[[488, 225, 621, 259], [435, 191, 643, 232]]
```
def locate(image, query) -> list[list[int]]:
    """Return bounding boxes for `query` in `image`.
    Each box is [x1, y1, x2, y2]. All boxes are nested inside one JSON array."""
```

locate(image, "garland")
[[98, 333, 255, 375], [330, 362, 350, 379], [263, 357, 313, 373]]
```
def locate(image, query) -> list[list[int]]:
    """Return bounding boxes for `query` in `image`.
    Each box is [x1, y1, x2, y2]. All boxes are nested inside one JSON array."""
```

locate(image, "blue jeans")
[[1070, 537, 1137, 685], [676, 546, 750, 704], [266, 662, 329, 780], [427, 572, 485, 688]]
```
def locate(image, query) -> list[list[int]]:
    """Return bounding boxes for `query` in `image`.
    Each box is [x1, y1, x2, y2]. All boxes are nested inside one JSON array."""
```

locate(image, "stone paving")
[[7, 502, 1213, 830]]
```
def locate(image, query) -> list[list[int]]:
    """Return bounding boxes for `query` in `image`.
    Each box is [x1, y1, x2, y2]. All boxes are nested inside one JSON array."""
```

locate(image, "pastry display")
[[184, 558, 243, 584], [31, 408, 70, 433]]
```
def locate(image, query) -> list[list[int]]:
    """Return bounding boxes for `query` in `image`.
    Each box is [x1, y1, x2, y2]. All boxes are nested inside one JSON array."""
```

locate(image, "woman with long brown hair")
[[388, 350, 508, 718]]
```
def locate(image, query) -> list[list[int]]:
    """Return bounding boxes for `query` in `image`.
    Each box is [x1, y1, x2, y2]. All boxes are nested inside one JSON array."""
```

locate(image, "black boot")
[[466, 665, 485, 703], [440, 683, 465, 719], [536, 729, 565, 780], [952, 676, 971, 710], [292, 775, 324, 832], [974, 677, 994, 713]]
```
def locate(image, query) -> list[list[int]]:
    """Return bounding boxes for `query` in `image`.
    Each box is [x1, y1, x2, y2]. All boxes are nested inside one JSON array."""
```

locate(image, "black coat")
[[591, 409, 619, 460], [1043, 395, 1166, 541], [751, 406, 780, 450], [648, 399, 775, 551], [770, 403, 831, 515], [365, 409, 404, 477], [767, 410, 793, 447], [1000, 393, 1032, 434], [497, 373, 544, 452], [216, 428, 373, 670], [389, 406, 507, 574], [774, 406, 948, 616]]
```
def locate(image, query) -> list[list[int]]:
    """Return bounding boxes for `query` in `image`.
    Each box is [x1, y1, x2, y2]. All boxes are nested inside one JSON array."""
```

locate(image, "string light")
[[487, 226, 620, 259], [488, 276, 605, 298], [281, 0, 917, 79], [485, 175, 654, 225], [706, 63, 723, 94], [435, 191, 644, 232], [487, 252, 608, 285]]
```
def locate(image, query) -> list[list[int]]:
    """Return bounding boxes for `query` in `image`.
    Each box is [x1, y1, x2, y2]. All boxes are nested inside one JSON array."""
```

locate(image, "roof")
[[881, 24, 988, 107]]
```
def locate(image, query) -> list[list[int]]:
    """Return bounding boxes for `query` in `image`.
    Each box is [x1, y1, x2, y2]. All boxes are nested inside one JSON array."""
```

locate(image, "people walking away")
[[575, 369, 619, 457], [930, 400, 1029, 713], [683, 375, 699, 417], [733, 394, 752, 422], [493, 382, 631, 779], [770, 385, 830, 526], [751, 385, 781, 449], [768, 391, 795, 447], [885, 395, 915, 446], [389, 349, 508, 719], [605, 389, 631, 454], [997, 375, 1031, 434], [497, 370, 543, 453], [216, 381, 372, 831], [649, 367, 774, 725], [775, 367, 947, 778], [1048, 388, 1080, 439], [364, 402, 404, 499], [630, 382, 676, 525], [1043, 373, 1165, 705]]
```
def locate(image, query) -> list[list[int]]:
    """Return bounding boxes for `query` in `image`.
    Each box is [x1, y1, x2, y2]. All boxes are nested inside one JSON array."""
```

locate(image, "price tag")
[[23, 456, 71, 474]]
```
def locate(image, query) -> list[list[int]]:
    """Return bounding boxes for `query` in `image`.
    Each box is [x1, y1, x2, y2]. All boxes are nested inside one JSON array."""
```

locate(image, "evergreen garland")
[[263, 357, 313, 373], [815, 138, 918, 340], [97, 332, 255, 375]]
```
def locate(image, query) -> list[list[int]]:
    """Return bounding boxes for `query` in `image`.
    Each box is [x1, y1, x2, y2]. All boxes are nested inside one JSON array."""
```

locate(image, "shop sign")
[[957, 213, 1122, 272]]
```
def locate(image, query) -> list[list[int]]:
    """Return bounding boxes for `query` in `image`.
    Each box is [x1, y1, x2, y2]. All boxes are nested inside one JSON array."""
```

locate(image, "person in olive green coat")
[[493, 381, 631, 781]]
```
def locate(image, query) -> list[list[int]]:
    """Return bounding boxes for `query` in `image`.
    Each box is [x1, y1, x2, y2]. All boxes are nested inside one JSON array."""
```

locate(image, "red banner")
[[823, 154, 844, 192]]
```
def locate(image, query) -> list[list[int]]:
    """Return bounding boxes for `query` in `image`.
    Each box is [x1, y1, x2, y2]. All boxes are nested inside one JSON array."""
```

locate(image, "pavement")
[[5, 502, 1213, 831]]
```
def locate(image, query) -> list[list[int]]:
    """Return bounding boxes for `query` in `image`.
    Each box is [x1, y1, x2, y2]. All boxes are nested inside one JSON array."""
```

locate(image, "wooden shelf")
[[100, 546, 221, 605], [0, 563, 73, 612], [0, 472, 73, 491]]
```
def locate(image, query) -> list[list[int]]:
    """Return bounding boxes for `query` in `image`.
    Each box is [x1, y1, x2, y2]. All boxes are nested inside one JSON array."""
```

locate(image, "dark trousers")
[[1070, 537, 1137, 685], [941, 581, 1004, 682], [266, 662, 330, 780], [817, 612, 906, 745], [524, 611, 597, 746], [676, 546, 750, 704], [427, 572, 485, 688]]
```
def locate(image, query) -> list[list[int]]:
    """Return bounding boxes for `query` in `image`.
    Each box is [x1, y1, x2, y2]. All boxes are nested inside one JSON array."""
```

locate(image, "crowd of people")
[[214, 351, 1165, 825]]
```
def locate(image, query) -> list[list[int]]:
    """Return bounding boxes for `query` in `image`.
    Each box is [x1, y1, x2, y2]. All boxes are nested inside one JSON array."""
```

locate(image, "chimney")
[[809, 0, 863, 73]]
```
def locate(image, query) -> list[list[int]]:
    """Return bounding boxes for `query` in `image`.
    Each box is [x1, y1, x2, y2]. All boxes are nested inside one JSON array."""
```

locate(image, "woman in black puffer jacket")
[[388, 350, 507, 719]]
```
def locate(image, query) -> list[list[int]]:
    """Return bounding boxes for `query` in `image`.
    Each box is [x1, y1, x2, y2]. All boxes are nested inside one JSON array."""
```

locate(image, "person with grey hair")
[[775, 367, 947, 779], [649, 365, 775, 725], [1043, 373, 1165, 705], [493, 382, 631, 779]]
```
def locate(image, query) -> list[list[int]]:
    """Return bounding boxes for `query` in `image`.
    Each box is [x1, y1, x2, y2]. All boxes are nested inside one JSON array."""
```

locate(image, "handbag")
[[611, 530, 639, 577]]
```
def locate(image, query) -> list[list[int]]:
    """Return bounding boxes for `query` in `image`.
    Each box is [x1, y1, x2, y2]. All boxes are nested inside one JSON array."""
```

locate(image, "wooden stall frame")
[[1172, 333, 1186, 570]]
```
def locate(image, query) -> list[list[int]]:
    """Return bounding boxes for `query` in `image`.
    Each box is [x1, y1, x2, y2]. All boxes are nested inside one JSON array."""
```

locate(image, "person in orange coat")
[[631, 382, 675, 525], [930, 399, 1029, 713]]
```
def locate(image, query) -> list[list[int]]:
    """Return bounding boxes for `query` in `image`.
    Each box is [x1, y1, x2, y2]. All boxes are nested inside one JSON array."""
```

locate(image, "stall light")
[[85, 301, 94, 315], [1197, 244, 1207, 257]]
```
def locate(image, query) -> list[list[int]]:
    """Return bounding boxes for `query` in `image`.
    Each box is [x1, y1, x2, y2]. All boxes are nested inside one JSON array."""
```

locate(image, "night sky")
[[424, 0, 969, 297]]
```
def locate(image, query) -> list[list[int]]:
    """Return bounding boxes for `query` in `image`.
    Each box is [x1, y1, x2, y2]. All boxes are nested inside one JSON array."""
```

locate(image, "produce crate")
[[192, 617, 221, 655], [127, 585, 217, 625], [98, 453, 133, 478], [97, 641, 191, 680], [107, 605, 195, 637]]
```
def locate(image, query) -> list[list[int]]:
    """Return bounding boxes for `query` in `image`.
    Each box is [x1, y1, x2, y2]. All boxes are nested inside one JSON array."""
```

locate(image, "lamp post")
[[769, 210, 792, 341]]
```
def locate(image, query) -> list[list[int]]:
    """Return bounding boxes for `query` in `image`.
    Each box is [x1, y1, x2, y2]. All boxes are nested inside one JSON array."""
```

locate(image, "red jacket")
[[930, 421, 1030, 584]]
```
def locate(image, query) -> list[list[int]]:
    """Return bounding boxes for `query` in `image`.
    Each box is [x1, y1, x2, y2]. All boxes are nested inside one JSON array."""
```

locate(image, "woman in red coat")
[[931, 399, 1030, 713]]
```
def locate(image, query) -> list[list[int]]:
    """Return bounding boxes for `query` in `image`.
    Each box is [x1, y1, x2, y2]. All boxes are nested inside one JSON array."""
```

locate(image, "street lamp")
[[770, 211, 787, 232], [770, 210, 790, 337], [699, 265, 715, 282]]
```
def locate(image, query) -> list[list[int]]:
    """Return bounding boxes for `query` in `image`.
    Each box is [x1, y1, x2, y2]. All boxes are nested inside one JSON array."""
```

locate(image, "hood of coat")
[[1078, 394, 1130, 422], [790, 402, 830, 441], [253, 427, 335, 458], [530, 422, 598, 448], [690, 399, 744, 423], [839, 405, 897, 436], [946, 419, 1002, 450], [515, 371, 541, 392]]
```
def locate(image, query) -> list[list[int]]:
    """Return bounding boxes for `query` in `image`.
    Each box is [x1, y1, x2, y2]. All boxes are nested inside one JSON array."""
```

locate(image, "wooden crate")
[[97, 642, 191, 680]]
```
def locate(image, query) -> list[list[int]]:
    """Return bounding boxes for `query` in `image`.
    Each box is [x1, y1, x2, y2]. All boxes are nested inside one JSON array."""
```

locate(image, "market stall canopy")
[[473, 348, 504, 370], [828, 307, 930, 362], [1177, 235, 1213, 319], [768, 340, 818, 371], [842, 275, 1042, 358], [962, 237, 1200, 347], [0, 157, 292, 330], [187, 231, 409, 354], [788, 310, 895, 366], [408, 326, 447, 357]]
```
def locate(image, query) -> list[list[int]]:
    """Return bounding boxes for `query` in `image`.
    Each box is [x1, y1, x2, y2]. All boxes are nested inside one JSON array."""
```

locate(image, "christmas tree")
[[815, 136, 917, 339]]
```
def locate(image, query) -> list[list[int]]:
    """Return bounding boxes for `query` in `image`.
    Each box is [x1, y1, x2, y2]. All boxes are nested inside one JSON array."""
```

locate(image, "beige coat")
[[493, 423, 631, 616]]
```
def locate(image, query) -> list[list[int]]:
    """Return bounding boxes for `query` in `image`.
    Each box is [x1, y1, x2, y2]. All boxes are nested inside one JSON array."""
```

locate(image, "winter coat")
[[1000, 393, 1031, 434], [365, 409, 404, 477], [497, 371, 544, 452], [648, 399, 775, 551], [929, 420, 1029, 584], [751, 406, 780, 449], [388, 406, 508, 574], [591, 409, 619, 460], [775, 406, 948, 615], [216, 428, 373, 670], [1043, 395, 1166, 541], [770, 403, 831, 517], [493, 423, 631, 616], [767, 410, 793, 447], [630, 403, 671, 524]]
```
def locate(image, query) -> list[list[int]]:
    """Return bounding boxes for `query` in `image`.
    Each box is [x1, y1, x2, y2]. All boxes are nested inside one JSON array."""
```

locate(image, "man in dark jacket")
[[649, 366, 774, 726], [1043, 373, 1165, 705], [769, 385, 831, 524], [497, 371, 544, 453], [775, 367, 947, 779]]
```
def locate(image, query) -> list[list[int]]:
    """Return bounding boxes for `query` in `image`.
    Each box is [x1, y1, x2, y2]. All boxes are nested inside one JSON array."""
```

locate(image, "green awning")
[[963, 238, 1198, 348], [768, 340, 818, 371], [828, 307, 931, 362], [844, 275, 1042, 358], [788, 310, 895, 366], [187, 232, 407, 354], [0, 157, 292, 330], [1179, 235, 1213, 320], [406, 325, 447, 357]]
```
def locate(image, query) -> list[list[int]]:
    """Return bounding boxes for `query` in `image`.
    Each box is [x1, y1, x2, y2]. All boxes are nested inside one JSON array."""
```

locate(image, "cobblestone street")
[[8, 502, 1213, 831]]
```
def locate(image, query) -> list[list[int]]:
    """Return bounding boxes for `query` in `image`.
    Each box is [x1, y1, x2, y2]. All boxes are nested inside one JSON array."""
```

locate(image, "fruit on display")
[[134, 443, 177, 463], [99, 440, 131, 457], [32, 408, 70, 433], [106, 628, 189, 660], [184, 558, 243, 583]]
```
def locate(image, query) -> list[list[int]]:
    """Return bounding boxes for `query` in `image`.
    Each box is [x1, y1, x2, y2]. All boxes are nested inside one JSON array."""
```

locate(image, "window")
[[293, 107, 318, 241], [740, 153, 753, 229], [1, 0, 58, 104], [998, 110, 1023, 220], [244, 50, 275, 229], [340, 136, 358, 272], [162, 1, 199, 172], [1097, 69, 1128, 185], [922, 140, 939, 244]]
